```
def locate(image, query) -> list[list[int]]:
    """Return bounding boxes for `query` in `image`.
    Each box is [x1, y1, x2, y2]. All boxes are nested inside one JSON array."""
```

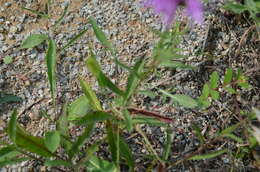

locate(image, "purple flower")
[[143, 0, 203, 28]]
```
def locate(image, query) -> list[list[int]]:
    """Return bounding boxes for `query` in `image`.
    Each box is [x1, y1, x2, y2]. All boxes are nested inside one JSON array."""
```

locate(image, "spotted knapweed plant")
[[0, 1, 259, 171]]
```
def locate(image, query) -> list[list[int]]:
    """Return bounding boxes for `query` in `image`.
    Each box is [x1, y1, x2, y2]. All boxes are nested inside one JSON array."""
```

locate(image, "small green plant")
[[224, 0, 260, 26], [0, 1, 259, 171]]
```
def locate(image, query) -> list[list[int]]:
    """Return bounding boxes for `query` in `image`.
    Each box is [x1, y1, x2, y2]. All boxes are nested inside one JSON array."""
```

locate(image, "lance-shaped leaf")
[[85, 156, 117, 172], [74, 111, 113, 125], [44, 159, 72, 167], [86, 51, 124, 95], [159, 89, 198, 108], [0, 93, 22, 104], [44, 131, 61, 153], [124, 58, 144, 104], [0, 157, 30, 168], [162, 128, 174, 161], [68, 95, 92, 121], [53, 3, 69, 28], [0, 146, 20, 162], [21, 7, 50, 18], [80, 79, 102, 111], [223, 68, 233, 84], [122, 109, 133, 132], [209, 71, 219, 89], [15, 125, 53, 157], [189, 149, 227, 160], [88, 17, 113, 52], [61, 29, 88, 52], [119, 137, 134, 170], [20, 34, 48, 49], [68, 123, 94, 158], [57, 103, 71, 152], [8, 111, 17, 144], [46, 39, 57, 103], [106, 122, 118, 163]]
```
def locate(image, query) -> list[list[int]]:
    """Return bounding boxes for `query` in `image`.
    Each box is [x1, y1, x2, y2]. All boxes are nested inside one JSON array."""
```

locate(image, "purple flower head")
[[143, 0, 203, 28]]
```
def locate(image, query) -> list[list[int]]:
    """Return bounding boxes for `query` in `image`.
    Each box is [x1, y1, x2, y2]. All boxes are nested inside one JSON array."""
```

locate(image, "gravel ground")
[[1, 0, 260, 171]]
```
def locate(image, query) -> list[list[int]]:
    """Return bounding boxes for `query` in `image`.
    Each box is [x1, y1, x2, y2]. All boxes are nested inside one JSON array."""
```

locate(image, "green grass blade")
[[0, 157, 30, 168], [52, 3, 69, 28], [60, 29, 88, 52], [68, 123, 94, 158], [189, 149, 227, 160], [74, 111, 113, 125], [44, 159, 72, 167], [79, 79, 102, 111], [88, 17, 113, 52], [86, 51, 124, 95], [46, 39, 57, 104], [162, 128, 174, 161], [8, 111, 17, 144], [57, 103, 72, 152], [15, 125, 53, 157], [0, 146, 20, 162], [21, 7, 50, 18], [124, 58, 144, 104]]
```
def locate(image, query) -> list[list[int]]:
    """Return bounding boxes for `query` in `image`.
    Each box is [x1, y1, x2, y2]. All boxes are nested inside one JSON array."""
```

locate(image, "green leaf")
[[160, 60, 195, 69], [189, 149, 227, 160], [223, 68, 233, 84], [68, 95, 92, 121], [88, 17, 113, 52], [220, 123, 240, 135], [79, 79, 102, 111], [52, 3, 69, 28], [210, 71, 219, 89], [44, 131, 60, 153], [223, 3, 247, 14], [192, 124, 205, 144], [21, 7, 50, 18], [106, 122, 118, 162], [68, 123, 94, 158], [86, 156, 117, 172], [74, 111, 113, 125], [0, 93, 22, 104], [138, 90, 156, 99], [20, 34, 48, 49], [132, 116, 167, 127], [46, 39, 57, 104], [8, 111, 17, 144], [159, 89, 198, 108], [0, 157, 30, 168], [86, 52, 124, 96], [57, 103, 71, 152], [162, 128, 174, 161], [122, 109, 133, 132], [200, 84, 210, 99], [224, 86, 236, 94], [119, 137, 134, 170], [3, 56, 13, 64], [60, 29, 88, 52], [210, 90, 220, 100], [124, 58, 145, 104], [44, 159, 72, 167], [0, 146, 20, 162], [80, 142, 100, 164], [223, 133, 243, 143], [15, 125, 53, 157]]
